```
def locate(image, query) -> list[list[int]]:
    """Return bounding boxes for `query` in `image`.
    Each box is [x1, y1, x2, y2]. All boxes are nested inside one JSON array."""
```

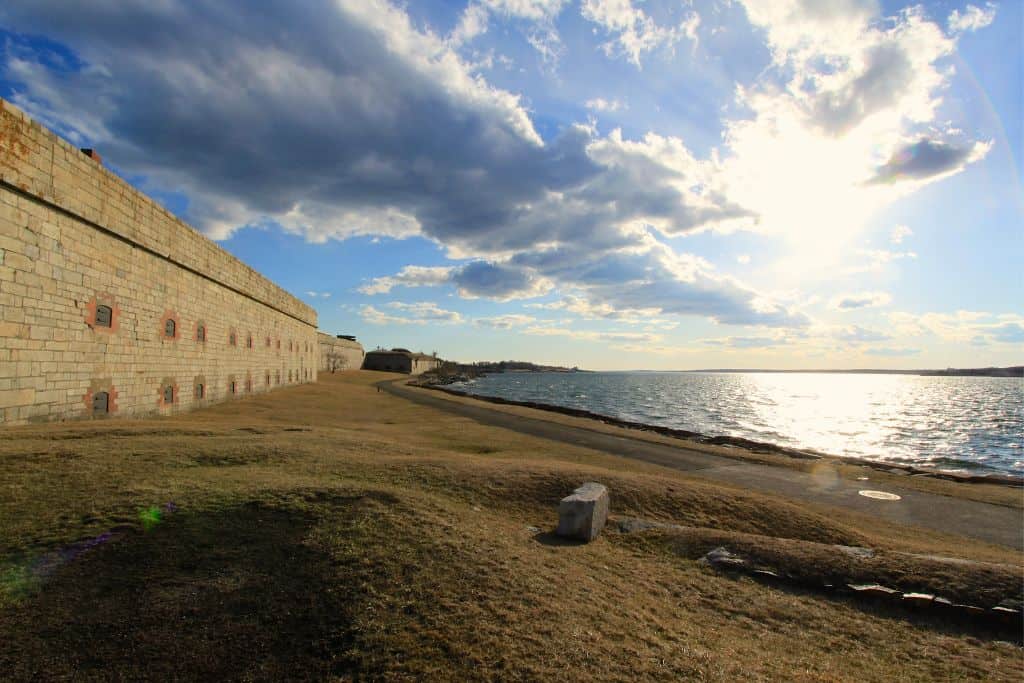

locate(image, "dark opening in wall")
[[196, 323, 206, 342], [230, 381, 237, 395], [229, 331, 237, 346], [246, 378, 252, 392], [265, 373, 270, 386], [275, 371, 280, 385], [195, 383, 204, 399], [163, 385, 174, 404], [95, 305, 112, 328], [92, 391, 109, 414], [164, 319, 176, 338], [247, 335, 253, 349], [266, 336, 271, 347]]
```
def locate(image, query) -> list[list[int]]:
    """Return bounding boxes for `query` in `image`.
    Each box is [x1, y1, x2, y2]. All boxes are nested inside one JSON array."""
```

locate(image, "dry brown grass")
[[0, 370, 1021, 681]]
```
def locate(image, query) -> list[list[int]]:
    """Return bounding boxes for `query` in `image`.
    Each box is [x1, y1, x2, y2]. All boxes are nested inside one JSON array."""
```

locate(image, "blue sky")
[[1, 0, 1020, 370]]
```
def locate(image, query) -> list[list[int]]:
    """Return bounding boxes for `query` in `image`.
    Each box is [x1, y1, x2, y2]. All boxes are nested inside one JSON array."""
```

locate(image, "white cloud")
[[864, 346, 920, 357], [1, 0, 996, 343], [522, 325, 663, 344], [473, 314, 537, 328], [359, 266, 455, 295], [888, 310, 1024, 345], [360, 301, 463, 325], [451, 0, 571, 61], [361, 261, 552, 301], [305, 291, 332, 298], [830, 290, 891, 310], [844, 248, 917, 274], [736, 254, 751, 264], [890, 224, 912, 245], [585, 97, 627, 112], [948, 3, 997, 34], [581, 0, 700, 67]]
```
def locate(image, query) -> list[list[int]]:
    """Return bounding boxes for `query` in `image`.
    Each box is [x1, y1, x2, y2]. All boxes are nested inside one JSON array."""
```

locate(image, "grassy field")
[[1, 371, 1021, 681]]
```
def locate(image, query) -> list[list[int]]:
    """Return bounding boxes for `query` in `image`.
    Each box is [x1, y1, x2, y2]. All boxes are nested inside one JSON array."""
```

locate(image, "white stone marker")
[[556, 482, 609, 542]]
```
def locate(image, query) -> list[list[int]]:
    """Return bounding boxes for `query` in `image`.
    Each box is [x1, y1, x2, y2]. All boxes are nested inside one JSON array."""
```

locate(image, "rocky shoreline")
[[415, 382, 1024, 488]]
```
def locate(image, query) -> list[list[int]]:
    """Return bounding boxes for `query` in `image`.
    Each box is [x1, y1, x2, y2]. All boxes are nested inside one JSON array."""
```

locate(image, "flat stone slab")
[[556, 482, 609, 542]]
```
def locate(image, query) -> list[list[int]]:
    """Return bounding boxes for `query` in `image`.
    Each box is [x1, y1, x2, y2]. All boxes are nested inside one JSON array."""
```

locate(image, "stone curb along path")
[[379, 379, 1024, 551]]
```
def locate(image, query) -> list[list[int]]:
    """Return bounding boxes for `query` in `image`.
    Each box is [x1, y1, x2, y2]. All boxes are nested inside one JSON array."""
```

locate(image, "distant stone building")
[[318, 333, 364, 374], [363, 349, 441, 375]]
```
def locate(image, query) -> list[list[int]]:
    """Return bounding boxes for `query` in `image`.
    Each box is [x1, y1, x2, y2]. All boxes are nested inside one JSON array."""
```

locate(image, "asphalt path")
[[381, 379, 1023, 550]]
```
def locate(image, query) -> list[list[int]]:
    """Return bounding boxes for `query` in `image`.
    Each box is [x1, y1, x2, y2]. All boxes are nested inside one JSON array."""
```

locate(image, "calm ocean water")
[[451, 372, 1024, 475]]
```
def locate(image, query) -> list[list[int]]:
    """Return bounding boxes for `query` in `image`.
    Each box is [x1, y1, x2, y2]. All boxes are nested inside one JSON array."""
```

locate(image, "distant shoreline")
[[419, 382, 1023, 487], [678, 367, 1023, 377]]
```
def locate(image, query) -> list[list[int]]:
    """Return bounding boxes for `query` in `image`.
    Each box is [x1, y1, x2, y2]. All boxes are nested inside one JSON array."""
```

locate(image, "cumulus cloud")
[[359, 266, 455, 295], [361, 261, 552, 300], [581, 0, 699, 66], [720, 0, 991, 275], [830, 290, 891, 310], [948, 3, 997, 34], [0, 0, 992, 337], [360, 302, 463, 325], [869, 138, 992, 184]]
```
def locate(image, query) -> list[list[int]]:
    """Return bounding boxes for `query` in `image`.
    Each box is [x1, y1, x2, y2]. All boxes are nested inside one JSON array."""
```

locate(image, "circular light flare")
[[858, 489, 901, 501]]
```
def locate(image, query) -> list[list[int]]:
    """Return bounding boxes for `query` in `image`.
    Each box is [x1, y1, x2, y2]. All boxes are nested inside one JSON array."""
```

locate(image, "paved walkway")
[[382, 380, 1023, 550]]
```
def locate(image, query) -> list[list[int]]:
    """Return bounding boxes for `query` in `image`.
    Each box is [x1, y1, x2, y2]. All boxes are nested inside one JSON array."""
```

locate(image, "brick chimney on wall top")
[[80, 148, 102, 165]]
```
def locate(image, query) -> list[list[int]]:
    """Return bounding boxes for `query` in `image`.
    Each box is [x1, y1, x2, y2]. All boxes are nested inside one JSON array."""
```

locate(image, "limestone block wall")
[[318, 333, 364, 373], [0, 98, 318, 424], [410, 356, 441, 375]]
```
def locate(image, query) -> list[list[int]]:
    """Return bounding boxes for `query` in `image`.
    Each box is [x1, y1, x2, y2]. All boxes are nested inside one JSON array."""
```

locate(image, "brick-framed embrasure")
[[82, 378, 119, 417], [157, 378, 179, 407], [159, 310, 181, 342], [193, 375, 207, 400], [84, 294, 121, 334], [195, 320, 208, 343]]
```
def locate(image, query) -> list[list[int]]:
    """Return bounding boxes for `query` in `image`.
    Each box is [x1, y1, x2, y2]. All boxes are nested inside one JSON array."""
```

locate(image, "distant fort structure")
[[318, 333, 365, 373], [0, 98, 370, 424], [363, 348, 441, 375]]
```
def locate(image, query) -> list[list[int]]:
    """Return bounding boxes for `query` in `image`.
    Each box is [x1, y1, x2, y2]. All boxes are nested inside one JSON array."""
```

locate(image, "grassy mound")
[[1, 371, 1020, 680]]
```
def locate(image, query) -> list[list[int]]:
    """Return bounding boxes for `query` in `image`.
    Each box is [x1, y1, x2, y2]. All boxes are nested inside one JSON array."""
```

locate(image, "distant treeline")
[[918, 366, 1023, 377], [416, 359, 581, 385]]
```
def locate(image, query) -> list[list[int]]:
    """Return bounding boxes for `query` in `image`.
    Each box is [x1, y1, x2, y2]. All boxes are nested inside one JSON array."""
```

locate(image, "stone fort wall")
[[318, 333, 365, 373], [0, 98, 318, 424]]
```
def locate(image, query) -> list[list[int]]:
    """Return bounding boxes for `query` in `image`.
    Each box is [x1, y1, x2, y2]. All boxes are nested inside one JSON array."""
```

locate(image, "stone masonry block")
[[556, 482, 610, 542]]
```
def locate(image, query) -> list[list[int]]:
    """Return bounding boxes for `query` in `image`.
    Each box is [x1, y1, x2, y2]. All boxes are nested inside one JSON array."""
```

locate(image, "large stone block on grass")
[[556, 482, 609, 542]]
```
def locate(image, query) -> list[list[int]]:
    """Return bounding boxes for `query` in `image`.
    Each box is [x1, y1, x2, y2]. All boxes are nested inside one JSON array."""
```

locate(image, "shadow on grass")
[[532, 531, 588, 547], [0, 500, 364, 680]]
